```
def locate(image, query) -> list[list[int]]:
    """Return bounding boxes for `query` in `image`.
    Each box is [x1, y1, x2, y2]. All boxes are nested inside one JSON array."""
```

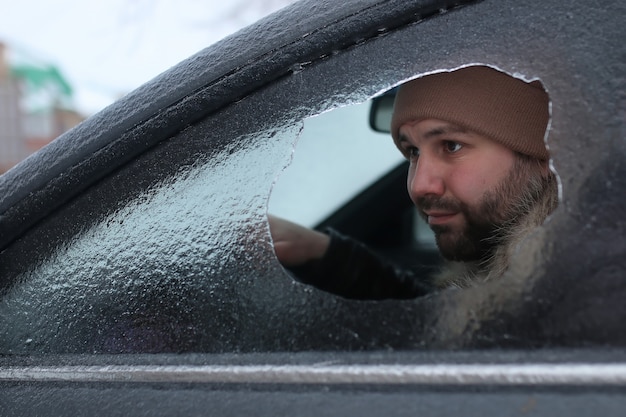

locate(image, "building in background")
[[0, 42, 84, 174]]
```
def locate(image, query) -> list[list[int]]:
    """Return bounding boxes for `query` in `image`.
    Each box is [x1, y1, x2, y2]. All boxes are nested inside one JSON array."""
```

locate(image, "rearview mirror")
[[368, 87, 397, 133]]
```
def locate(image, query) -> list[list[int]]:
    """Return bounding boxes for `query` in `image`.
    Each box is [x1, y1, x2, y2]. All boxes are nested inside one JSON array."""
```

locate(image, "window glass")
[[0, 123, 303, 353], [1, 0, 623, 355]]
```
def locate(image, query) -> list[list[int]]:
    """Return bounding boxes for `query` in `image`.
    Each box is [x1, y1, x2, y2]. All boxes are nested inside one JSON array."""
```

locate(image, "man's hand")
[[267, 214, 331, 267]]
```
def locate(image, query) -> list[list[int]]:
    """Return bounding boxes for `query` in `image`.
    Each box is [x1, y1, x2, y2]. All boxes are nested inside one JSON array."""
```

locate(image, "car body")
[[1, 0, 625, 415]]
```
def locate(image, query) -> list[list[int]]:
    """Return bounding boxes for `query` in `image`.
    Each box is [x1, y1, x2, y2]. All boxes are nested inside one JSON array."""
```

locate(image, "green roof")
[[10, 64, 73, 97]]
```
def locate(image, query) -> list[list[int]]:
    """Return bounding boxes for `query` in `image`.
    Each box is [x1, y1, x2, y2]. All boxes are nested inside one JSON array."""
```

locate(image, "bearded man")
[[268, 65, 558, 299]]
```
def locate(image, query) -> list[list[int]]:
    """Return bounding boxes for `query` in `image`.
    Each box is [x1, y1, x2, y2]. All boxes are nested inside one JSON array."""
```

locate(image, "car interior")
[[316, 160, 441, 278]]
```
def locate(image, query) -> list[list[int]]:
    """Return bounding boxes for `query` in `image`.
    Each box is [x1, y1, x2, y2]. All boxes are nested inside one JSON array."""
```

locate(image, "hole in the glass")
[[268, 64, 558, 299]]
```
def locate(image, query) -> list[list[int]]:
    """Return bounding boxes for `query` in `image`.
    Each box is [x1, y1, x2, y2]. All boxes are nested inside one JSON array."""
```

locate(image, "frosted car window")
[[0, 125, 300, 353], [0, 100, 428, 354], [1, 0, 624, 354]]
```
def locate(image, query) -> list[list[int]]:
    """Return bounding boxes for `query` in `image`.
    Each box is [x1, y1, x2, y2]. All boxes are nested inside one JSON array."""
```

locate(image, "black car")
[[1, 0, 625, 415]]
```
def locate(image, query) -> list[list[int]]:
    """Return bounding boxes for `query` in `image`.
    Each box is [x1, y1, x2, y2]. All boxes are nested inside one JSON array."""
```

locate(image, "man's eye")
[[444, 141, 463, 153]]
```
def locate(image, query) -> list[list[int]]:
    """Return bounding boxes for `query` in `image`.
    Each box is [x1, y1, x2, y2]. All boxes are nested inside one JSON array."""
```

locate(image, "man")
[[269, 65, 558, 299]]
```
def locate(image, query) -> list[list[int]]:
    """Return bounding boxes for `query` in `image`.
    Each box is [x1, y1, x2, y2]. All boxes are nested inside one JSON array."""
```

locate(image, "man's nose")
[[408, 158, 445, 199]]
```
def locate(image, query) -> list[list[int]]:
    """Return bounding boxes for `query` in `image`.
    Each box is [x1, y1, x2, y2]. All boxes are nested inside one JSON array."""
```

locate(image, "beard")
[[416, 157, 552, 262]]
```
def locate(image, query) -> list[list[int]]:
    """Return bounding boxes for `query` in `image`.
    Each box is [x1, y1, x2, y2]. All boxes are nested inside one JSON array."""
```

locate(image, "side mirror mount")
[[368, 87, 397, 133]]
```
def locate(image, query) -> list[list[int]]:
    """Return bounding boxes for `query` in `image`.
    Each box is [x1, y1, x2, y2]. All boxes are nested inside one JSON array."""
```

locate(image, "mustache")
[[416, 195, 463, 212]]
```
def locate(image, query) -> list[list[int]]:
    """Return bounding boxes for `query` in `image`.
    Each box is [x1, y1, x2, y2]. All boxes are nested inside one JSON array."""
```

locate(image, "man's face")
[[396, 118, 543, 262]]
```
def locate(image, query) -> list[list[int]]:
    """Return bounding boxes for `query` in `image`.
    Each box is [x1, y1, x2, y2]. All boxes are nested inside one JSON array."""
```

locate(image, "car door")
[[1, 0, 625, 415]]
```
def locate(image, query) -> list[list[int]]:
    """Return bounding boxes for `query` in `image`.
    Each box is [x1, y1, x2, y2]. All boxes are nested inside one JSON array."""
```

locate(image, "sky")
[[0, 0, 296, 116]]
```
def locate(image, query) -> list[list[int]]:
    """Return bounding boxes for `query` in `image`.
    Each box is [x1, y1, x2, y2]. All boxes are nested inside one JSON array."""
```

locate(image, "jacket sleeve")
[[286, 228, 434, 300]]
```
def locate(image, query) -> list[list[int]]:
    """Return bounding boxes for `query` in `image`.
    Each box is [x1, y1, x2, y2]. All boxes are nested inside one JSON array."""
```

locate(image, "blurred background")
[[0, 0, 296, 174]]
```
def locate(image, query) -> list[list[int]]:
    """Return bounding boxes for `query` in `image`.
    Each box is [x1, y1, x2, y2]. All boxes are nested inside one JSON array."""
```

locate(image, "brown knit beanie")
[[391, 66, 550, 160]]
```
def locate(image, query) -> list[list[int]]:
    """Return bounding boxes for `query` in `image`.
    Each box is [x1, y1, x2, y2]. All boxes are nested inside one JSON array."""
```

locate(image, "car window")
[[0, 0, 623, 357]]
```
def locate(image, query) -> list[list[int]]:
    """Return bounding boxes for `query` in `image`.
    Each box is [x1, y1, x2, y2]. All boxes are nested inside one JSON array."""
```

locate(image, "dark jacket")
[[287, 229, 434, 300]]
